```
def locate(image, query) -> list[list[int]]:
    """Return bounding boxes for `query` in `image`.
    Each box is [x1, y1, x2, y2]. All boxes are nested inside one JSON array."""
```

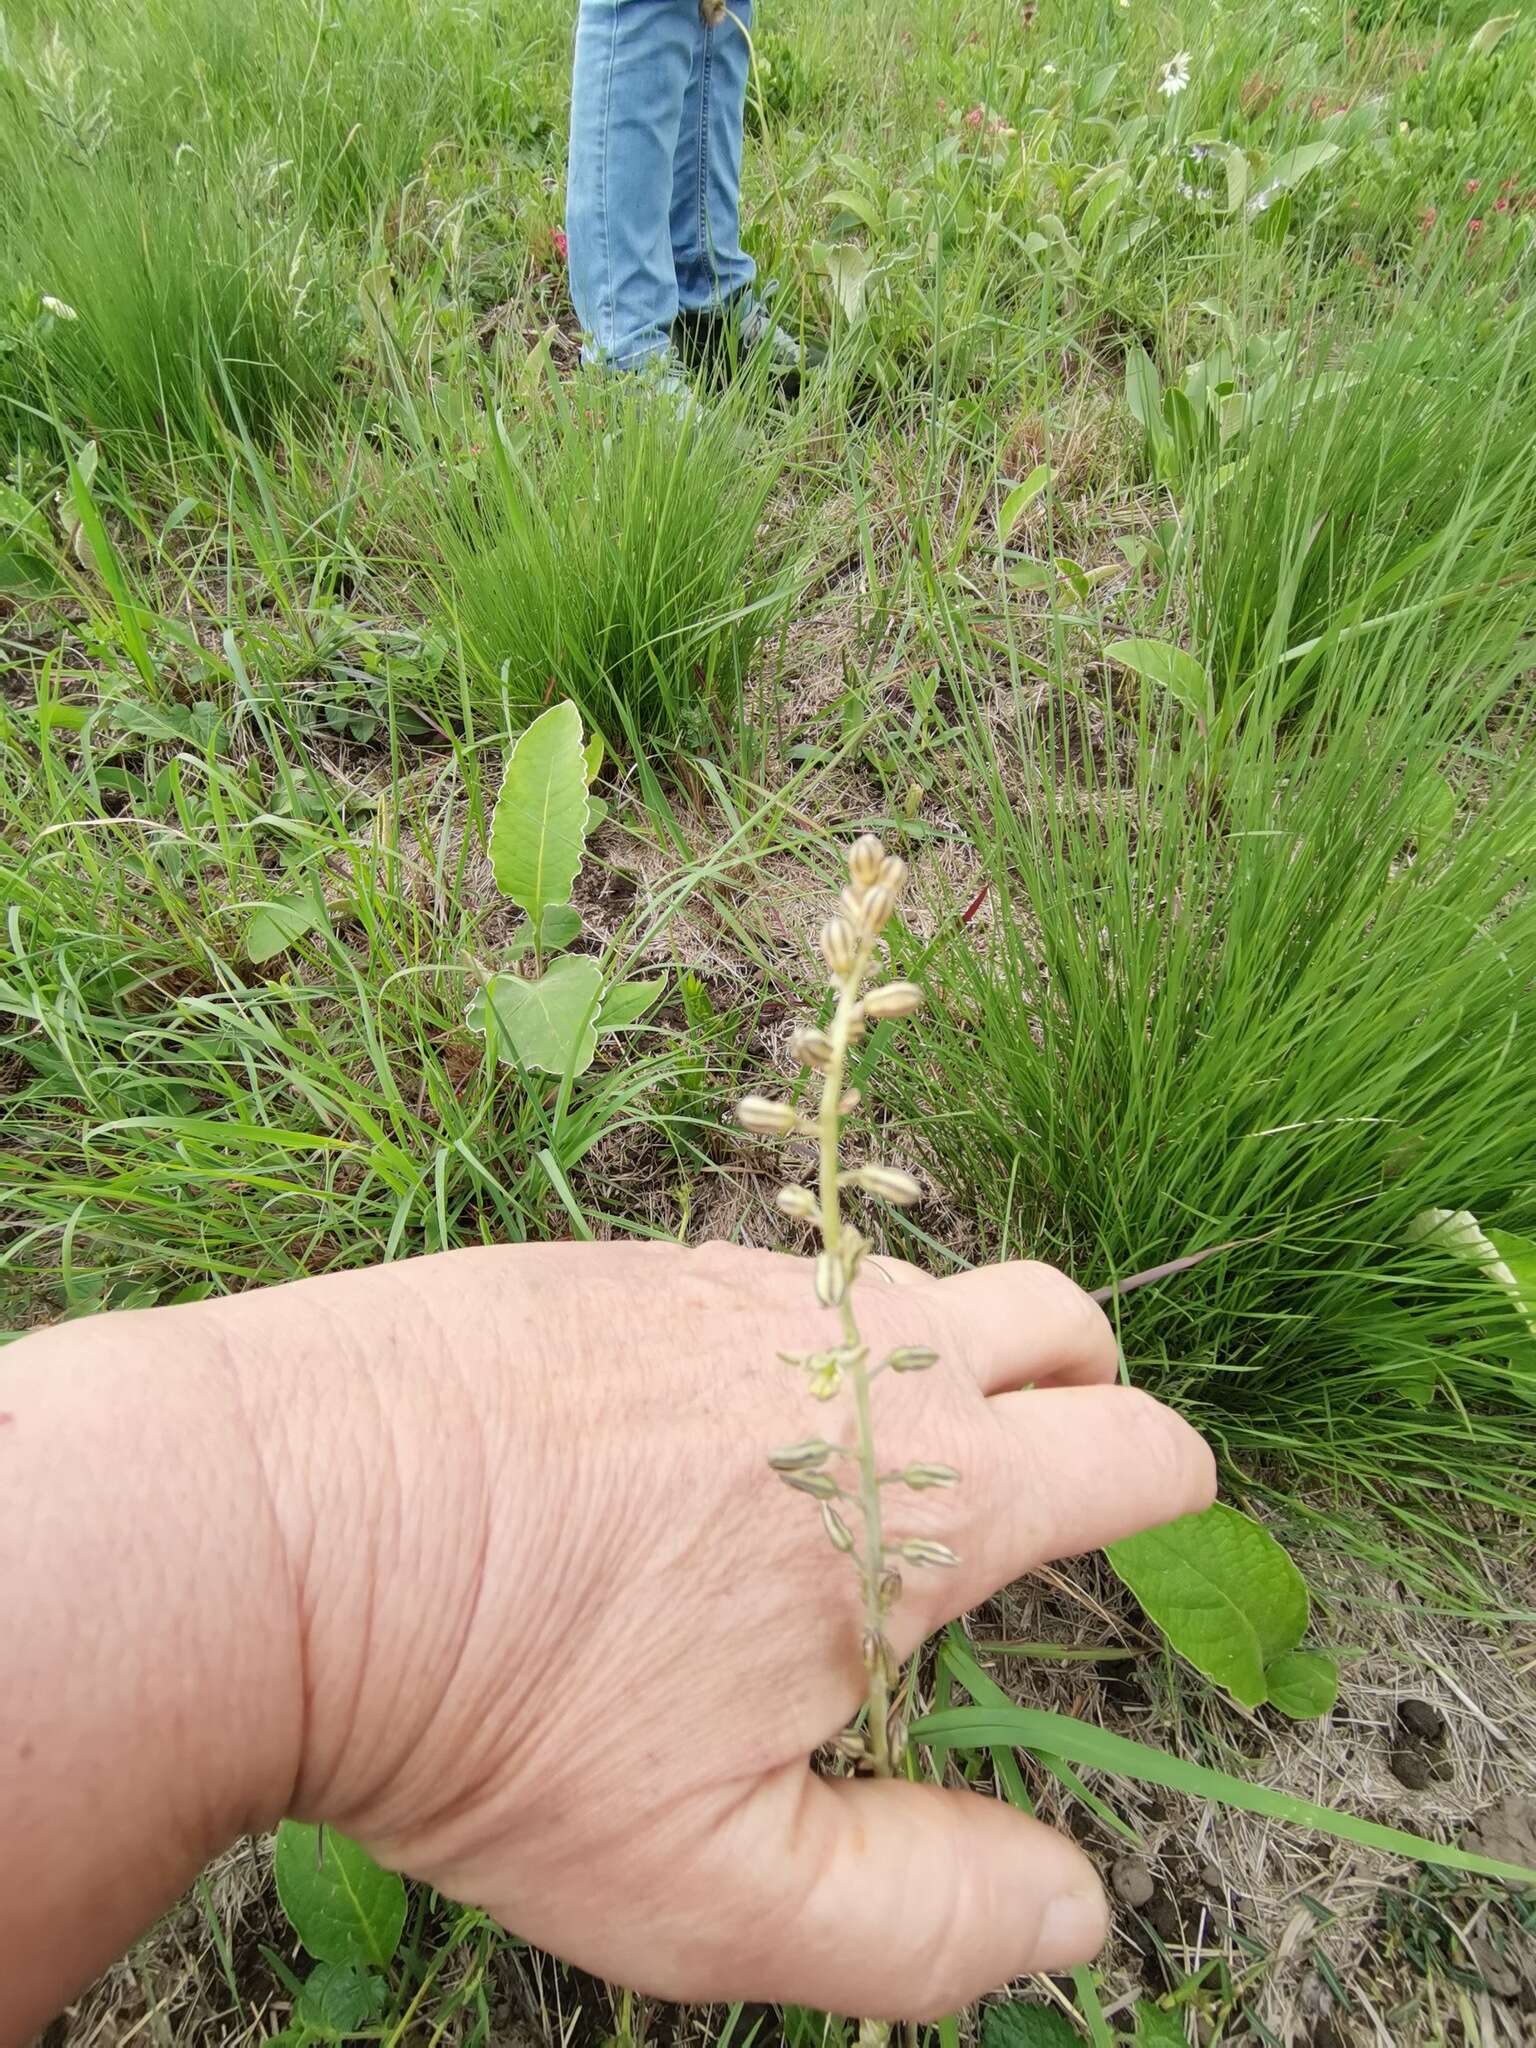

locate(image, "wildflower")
[[1157, 51, 1191, 98], [40, 295, 77, 320], [1468, 218, 1484, 235], [1466, 179, 1480, 194], [1495, 196, 1510, 212], [1042, 62, 1057, 74], [1419, 207, 1437, 232], [552, 228, 569, 263], [964, 105, 985, 128]]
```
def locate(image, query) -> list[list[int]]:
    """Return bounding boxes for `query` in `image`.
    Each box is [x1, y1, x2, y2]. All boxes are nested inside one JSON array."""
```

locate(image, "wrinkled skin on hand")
[[230, 1240, 1214, 2018]]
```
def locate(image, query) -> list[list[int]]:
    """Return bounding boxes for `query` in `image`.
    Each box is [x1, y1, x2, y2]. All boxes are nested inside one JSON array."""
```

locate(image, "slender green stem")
[[817, 941, 892, 1777]]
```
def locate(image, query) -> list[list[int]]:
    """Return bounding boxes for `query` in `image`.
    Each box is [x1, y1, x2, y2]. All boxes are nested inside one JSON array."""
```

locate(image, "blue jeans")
[[566, 0, 756, 369]]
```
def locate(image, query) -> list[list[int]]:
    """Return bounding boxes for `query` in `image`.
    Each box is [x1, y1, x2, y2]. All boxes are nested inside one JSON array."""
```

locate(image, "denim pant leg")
[[566, 0, 699, 368], [670, 0, 756, 314]]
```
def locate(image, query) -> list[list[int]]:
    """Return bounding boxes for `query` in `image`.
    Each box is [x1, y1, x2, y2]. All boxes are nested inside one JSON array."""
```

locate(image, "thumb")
[[733, 1771, 1109, 2020]]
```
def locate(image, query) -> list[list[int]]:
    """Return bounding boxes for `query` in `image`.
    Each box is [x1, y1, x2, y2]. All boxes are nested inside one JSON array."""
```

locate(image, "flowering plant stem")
[[817, 932, 894, 1778]]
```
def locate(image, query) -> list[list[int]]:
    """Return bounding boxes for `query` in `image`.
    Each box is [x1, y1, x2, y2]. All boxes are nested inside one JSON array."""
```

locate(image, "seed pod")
[[767, 1439, 834, 1473], [819, 916, 858, 976], [840, 884, 868, 923], [902, 1462, 960, 1491], [848, 833, 886, 887], [877, 854, 909, 895], [789, 1025, 834, 1070], [845, 1003, 867, 1037], [781, 1468, 841, 1500], [838, 1088, 862, 1115], [861, 882, 897, 932], [878, 1567, 903, 1611], [833, 1728, 869, 1764], [815, 1250, 847, 1307], [887, 1344, 939, 1373], [775, 1184, 818, 1220], [821, 1501, 854, 1553], [862, 981, 924, 1020], [736, 1094, 798, 1136], [900, 1538, 960, 1569], [855, 1164, 922, 1207], [886, 1710, 909, 1763]]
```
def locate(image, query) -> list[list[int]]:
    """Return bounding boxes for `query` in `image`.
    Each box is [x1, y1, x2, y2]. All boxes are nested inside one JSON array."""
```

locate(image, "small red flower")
[[1419, 206, 1437, 232], [1468, 217, 1484, 235], [552, 228, 569, 263], [1495, 196, 1510, 211], [1465, 179, 1480, 194], [964, 105, 985, 128]]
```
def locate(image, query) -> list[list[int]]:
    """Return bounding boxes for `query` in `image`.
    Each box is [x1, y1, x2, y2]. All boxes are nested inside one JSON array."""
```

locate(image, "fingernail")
[[1038, 1887, 1109, 1967]]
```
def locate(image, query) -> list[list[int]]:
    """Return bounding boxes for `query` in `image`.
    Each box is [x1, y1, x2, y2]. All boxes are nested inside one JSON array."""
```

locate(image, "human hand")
[[224, 1239, 1214, 2018]]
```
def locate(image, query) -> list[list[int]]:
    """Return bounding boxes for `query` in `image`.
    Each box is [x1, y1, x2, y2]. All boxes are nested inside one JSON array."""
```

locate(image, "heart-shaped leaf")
[[1104, 638, 1213, 724], [1265, 1648, 1339, 1719], [468, 954, 604, 1075]]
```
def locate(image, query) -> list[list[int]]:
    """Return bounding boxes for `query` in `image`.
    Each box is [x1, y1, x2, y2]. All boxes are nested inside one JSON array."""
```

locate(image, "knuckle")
[[1121, 1387, 1214, 1508]]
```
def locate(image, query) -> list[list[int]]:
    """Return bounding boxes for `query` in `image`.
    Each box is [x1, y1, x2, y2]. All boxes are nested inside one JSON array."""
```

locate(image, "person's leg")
[[669, 0, 755, 315], [566, 0, 699, 369]]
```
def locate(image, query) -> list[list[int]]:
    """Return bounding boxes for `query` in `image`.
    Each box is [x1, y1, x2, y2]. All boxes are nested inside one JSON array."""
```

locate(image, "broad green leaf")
[[1107, 1503, 1309, 1709], [1079, 165, 1129, 242], [1265, 1649, 1339, 1720], [1258, 141, 1340, 196], [294, 1961, 386, 2039], [489, 701, 590, 920], [1124, 344, 1163, 435], [534, 903, 583, 952], [247, 891, 325, 966], [273, 1822, 406, 1970], [908, 1704, 1536, 1885], [998, 464, 1051, 544], [822, 187, 885, 236], [1133, 2002, 1186, 2046], [1103, 639, 1213, 724], [597, 974, 666, 1031], [1468, 12, 1519, 53], [818, 242, 871, 323], [1222, 143, 1249, 215], [980, 2001, 1078, 2048], [1408, 1208, 1536, 1336], [468, 954, 603, 1074]]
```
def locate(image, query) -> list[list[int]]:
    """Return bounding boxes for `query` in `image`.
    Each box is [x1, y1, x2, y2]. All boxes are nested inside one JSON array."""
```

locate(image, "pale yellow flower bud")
[[861, 883, 897, 932], [821, 1501, 855, 1553], [902, 1462, 960, 1491], [877, 854, 908, 894], [767, 1439, 835, 1473], [900, 1538, 960, 1568], [781, 1468, 841, 1500], [815, 1250, 847, 1307], [736, 1094, 798, 1135], [862, 981, 924, 1020], [848, 833, 887, 887], [838, 1088, 862, 1115], [788, 1025, 834, 1070], [887, 1344, 939, 1372], [819, 916, 858, 976], [854, 1164, 922, 1207], [774, 1184, 818, 1220]]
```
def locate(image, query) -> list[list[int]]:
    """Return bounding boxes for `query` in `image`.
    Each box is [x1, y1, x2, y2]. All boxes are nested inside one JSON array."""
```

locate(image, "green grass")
[[3, 0, 1536, 2034]]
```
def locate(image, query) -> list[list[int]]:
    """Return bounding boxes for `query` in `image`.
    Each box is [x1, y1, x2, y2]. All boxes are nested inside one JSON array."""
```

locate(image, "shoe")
[[675, 286, 826, 394]]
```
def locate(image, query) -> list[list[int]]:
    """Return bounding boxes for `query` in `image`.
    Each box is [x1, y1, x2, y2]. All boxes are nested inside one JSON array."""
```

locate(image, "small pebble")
[[1396, 1697, 1447, 1745], [1111, 1854, 1156, 1908], [1199, 1859, 1225, 1893]]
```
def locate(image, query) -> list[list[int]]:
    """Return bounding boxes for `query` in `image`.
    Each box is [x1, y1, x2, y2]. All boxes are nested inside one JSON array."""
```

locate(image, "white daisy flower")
[[1157, 50, 1191, 97]]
